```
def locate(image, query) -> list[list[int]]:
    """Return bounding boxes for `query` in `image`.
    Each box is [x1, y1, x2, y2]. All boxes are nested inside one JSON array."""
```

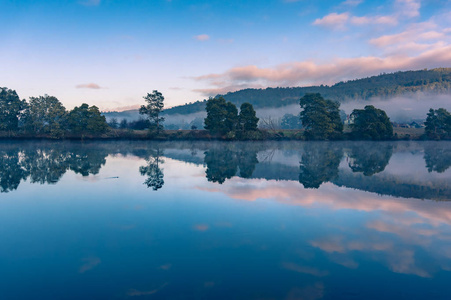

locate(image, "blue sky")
[[1, 0, 450, 110]]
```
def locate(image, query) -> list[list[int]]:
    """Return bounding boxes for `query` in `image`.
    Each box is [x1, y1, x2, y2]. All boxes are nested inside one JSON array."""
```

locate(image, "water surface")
[[1, 141, 451, 299]]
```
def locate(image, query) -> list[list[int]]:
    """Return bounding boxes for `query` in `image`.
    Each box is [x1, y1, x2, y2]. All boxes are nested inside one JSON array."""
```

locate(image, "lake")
[[1, 140, 451, 299]]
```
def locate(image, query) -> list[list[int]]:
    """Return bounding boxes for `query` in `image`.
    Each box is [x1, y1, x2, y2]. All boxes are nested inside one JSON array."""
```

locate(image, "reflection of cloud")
[[387, 250, 431, 277], [310, 236, 393, 254], [127, 283, 168, 297], [193, 224, 209, 231], [159, 264, 172, 270], [368, 220, 437, 246], [310, 237, 346, 253], [328, 254, 359, 269], [197, 178, 451, 228], [286, 283, 325, 300], [79, 257, 101, 273], [282, 262, 329, 277]]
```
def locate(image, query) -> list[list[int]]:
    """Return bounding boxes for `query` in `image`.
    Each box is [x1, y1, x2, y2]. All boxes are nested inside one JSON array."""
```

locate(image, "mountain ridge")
[[103, 68, 451, 121]]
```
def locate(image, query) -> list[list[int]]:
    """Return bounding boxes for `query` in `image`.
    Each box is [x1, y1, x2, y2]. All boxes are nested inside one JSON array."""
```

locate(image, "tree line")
[[0, 87, 108, 138], [2, 86, 450, 140]]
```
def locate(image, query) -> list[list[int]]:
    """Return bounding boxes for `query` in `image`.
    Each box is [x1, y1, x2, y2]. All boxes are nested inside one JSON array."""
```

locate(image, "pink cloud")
[[313, 12, 350, 29], [76, 83, 103, 89], [395, 0, 421, 18], [282, 262, 329, 277], [350, 15, 398, 26], [194, 34, 210, 41], [193, 45, 451, 95]]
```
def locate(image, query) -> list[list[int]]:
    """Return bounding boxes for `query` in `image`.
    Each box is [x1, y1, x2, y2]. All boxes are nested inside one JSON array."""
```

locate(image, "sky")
[[1, 0, 451, 111]]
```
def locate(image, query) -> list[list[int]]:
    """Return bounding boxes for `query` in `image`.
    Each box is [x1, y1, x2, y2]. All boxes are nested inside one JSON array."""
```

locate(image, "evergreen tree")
[[300, 93, 343, 140], [350, 105, 393, 140], [108, 118, 118, 129], [204, 97, 238, 135], [425, 108, 451, 140], [238, 102, 259, 132], [139, 90, 165, 135], [119, 119, 128, 129], [67, 103, 108, 135]]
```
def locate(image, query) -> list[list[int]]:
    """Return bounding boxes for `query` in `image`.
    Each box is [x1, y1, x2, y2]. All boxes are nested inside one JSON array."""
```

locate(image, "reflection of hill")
[[161, 141, 451, 201], [333, 170, 451, 201]]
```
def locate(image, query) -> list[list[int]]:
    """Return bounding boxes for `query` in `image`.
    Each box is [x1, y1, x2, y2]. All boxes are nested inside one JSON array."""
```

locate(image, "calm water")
[[1, 141, 451, 299]]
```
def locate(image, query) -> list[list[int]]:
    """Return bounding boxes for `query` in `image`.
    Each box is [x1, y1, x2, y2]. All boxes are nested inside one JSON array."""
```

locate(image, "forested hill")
[[164, 68, 451, 115]]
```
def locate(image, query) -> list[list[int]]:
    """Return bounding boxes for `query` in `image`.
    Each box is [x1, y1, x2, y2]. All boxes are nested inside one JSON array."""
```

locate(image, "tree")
[[67, 103, 108, 135], [348, 143, 393, 176], [108, 118, 119, 129], [119, 118, 128, 129], [299, 143, 343, 188], [300, 93, 343, 140], [204, 97, 238, 135], [189, 117, 204, 130], [0, 149, 28, 193], [350, 105, 393, 140], [139, 90, 165, 135], [204, 148, 238, 184], [26, 95, 67, 138], [139, 148, 164, 191], [424, 143, 451, 173], [425, 108, 451, 140], [0, 87, 26, 133], [238, 102, 259, 132]]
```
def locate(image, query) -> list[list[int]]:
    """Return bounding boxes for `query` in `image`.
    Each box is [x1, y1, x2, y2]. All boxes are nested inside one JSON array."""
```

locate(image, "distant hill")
[[164, 68, 451, 115], [103, 68, 451, 121]]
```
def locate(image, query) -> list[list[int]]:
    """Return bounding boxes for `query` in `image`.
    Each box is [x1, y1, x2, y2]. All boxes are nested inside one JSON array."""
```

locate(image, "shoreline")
[[0, 128, 430, 141]]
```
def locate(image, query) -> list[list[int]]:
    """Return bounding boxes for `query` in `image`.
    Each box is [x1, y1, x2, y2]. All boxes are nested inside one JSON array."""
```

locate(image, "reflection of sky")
[[1, 147, 451, 298]]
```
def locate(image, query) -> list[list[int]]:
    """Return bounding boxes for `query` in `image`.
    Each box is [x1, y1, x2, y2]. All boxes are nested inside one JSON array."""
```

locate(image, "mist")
[[340, 93, 451, 123], [104, 92, 451, 128], [256, 92, 451, 125]]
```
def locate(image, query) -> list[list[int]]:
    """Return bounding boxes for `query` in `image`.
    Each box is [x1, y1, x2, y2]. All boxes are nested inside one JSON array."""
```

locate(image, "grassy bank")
[[0, 128, 426, 141]]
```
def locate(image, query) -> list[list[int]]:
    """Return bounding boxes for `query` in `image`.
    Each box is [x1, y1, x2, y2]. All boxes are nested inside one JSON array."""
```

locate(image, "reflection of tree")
[[21, 149, 69, 184], [424, 143, 451, 173], [0, 144, 110, 192], [348, 144, 393, 176], [204, 149, 238, 184], [0, 150, 28, 193], [67, 148, 107, 176], [140, 149, 164, 191], [237, 150, 258, 178], [299, 143, 343, 189]]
